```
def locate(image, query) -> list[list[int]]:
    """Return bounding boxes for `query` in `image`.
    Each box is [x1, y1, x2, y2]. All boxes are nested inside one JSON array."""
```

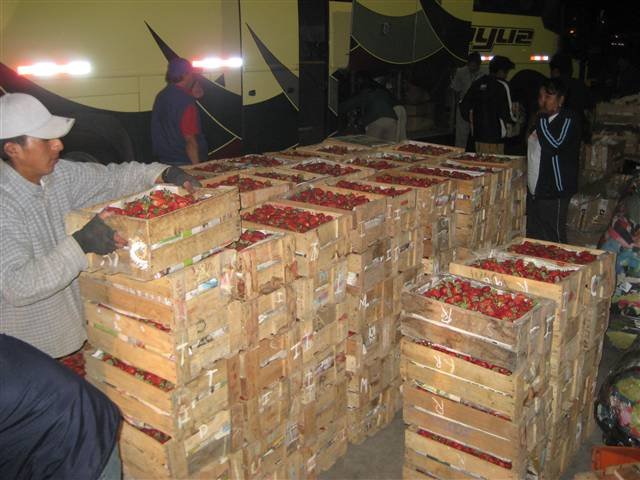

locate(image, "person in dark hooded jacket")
[[527, 78, 582, 243]]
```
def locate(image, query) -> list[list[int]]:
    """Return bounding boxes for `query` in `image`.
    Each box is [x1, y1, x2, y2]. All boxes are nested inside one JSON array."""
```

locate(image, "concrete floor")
[[321, 340, 626, 480]]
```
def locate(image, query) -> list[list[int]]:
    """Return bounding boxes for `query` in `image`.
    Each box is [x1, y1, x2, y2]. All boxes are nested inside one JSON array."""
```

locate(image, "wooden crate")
[[79, 248, 236, 329], [423, 213, 455, 257], [367, 172, 456, 223], [323, 178, 419, 237], [65, 185, 240, 280], [290, 158, 375, 181], [230, 423, 288, 480], [347, 281, 385, 333], [86, 350, 227, 439], [293, 142, 373, 160], [505, 238, 616, 301], [338, 154, 410, 170], [299, 343, 347, 406], [223, 153, 298, 168], [316, 416, 348, 472], [399, 163, 489, 213], [440, 159, 507, 206], [346, 319, 384, 376], [446, 152, 526, 189], [198, 173, 293, 210], [346, 238, 395, 293], [283, 185, 388, 253], [250, 166, 329, 188], [401, 338, 547, 421], [119, 414, 230, 479], [404, 425, 527, 480], [230, 377, 292, 448], [228, 326, 299, 401], [347, 382, 400, 445], [402, 275, 552, 383], [293, 258, 347, 321], [241, 201, 345, 278], [234, 285, 296, 350], [449, 252, 584, 318], [394, 226, 424, 273], [230, 229, 296, 300], [85, 301, 240, 386], [380, 140, 463, 158], [187, 159, 255, 176], [403, 384, 548, 473]]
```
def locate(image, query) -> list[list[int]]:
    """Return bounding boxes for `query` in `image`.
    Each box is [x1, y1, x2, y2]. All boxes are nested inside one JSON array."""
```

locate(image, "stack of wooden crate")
[[240, 199, 350, 475], [65, 185, 243, 479], [224, 230, 301, 480], [446, 152, 527, 246], [449, 238, 615, 477], [401, 273, 554, 479]]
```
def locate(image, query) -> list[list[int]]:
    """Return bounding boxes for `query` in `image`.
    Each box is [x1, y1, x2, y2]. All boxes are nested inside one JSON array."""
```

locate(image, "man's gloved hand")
[[161, 166, 202, 192], [72, 213, 126, 255]]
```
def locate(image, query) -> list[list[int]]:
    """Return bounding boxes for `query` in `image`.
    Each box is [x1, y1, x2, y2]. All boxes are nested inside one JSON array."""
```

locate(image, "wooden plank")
[[199, 172, 293, 209]]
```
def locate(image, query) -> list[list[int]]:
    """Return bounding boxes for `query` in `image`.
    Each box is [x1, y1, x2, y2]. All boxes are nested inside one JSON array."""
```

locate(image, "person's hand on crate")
[[72, 210, 127, 255], [160, 166, 202, 193]]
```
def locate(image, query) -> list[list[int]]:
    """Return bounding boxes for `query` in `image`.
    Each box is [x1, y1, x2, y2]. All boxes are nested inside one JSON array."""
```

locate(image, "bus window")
[[473, 0, 544, 17]]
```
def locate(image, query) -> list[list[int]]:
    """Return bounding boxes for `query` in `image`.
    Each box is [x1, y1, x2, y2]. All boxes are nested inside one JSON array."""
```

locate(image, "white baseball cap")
[[0, 93, 75, 140]]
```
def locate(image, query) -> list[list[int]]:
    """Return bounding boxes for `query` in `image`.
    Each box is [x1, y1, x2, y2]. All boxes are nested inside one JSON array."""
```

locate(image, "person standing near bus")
[[151, 58, 208, 165], [527, 78, 582, 243], [460, 56, 516, 154], [450, 52, 485, 149]]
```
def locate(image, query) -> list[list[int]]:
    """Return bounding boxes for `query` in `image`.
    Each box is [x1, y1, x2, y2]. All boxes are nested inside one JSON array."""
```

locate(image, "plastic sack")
[[595, 343, 640, 446]]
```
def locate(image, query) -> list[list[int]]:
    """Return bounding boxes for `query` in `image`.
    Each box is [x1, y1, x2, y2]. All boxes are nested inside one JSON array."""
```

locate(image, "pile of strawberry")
[[397, 144, 454, 156], [254, 171, 308, 184], [417, 429, 512, 470], [473, 257, 573, 283], [294, 161, 360, 177], [59, 351, 86, 377], [508, 241, 597, 265], [423, 278, 534, 321], [194, 163, 238, 173], [104, 189, 197, 219], [413, 338, 511, 375], [318, 145, 362, 155], [454, 153, 509, 163], [229, 230, 271, 251], [375, 174, 444, 188], [238, 155, 283, 167], [101, 353, 174, 392], [408, 166, 475, 180], [242, 204, 333, 233], [132, 423, 171, 444], [336, 180, 411, 197], [290, 187, 369, 210], [350, 158, 397, 169], [205, 175, 272, 192]]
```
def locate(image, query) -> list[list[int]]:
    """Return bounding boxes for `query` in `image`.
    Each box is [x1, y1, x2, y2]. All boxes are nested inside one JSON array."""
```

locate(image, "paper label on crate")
[[367, 325, 377, 344], [336, 271, 347, 296], [364, 216, 384, 230], [347, 271, 358, 287], [150, 216, 222, 251]]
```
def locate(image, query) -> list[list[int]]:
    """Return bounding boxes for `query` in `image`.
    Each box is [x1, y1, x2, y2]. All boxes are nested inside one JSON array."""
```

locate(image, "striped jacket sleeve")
[[535, 114, 578, 152]]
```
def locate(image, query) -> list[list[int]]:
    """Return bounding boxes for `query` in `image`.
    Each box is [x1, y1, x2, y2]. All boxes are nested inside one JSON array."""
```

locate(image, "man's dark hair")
[[468, 52, 481, 65], [489, 56, 515, 75], [1, 135, 27, 161], [549, 53, 573, 77], [542, 77, 568, 98]]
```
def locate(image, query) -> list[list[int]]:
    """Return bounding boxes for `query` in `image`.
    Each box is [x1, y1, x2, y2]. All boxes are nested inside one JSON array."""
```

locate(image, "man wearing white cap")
[[0, 93, 200, 358]]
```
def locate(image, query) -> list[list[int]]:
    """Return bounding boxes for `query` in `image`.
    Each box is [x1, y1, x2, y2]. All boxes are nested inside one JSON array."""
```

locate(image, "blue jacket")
[[151, 84, 208, 165]]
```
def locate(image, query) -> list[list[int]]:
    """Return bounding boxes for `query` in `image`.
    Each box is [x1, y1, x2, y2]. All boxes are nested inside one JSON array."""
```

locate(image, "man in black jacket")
[[527, 78, 582, 243], [460, 55, 516, 153]]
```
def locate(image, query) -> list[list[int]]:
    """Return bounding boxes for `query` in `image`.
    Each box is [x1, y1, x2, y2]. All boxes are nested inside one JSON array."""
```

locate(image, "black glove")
[[161, 166, 202, 188], [72, 215, 118, 255]]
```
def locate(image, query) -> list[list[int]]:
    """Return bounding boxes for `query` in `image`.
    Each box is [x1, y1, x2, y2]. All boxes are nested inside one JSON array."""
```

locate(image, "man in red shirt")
[[151, 58, 208, 165]]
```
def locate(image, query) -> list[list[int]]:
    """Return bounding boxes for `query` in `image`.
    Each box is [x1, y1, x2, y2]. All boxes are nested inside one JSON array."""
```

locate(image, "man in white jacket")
[[0, 93, 199, 358]]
